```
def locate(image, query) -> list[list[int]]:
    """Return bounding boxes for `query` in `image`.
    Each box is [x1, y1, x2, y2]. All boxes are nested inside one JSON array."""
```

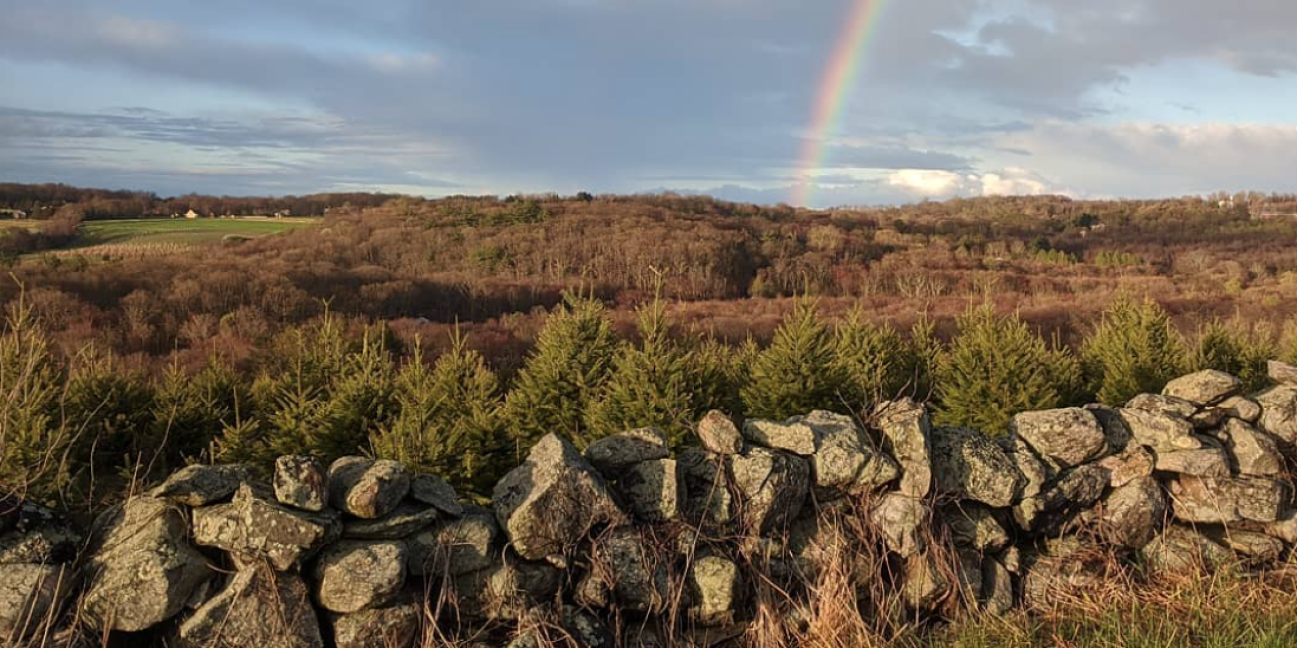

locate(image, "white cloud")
[[886, 169, 968, 197], [886, 166, 1063, 199], [978, 166, 1055, 196]]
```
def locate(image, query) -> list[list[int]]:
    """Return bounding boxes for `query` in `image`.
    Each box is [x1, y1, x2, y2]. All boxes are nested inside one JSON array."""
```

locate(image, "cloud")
[[886, 169, 968, 197]]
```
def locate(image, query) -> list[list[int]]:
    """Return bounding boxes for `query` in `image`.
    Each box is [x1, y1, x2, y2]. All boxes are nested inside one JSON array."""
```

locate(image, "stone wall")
[[5, 362, 1297, 647]]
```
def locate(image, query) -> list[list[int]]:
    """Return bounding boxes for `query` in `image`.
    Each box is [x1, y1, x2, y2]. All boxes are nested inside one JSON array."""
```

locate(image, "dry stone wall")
[[6, 361, 1297, 647]]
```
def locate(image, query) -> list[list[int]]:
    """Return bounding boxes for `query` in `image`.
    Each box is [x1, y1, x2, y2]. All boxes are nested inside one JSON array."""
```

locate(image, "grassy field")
[[73, 217, 315, 247]]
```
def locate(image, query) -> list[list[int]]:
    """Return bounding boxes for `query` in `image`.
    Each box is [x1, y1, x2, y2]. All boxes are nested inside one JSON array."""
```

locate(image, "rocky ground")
[[5, 362, 1297, 647]]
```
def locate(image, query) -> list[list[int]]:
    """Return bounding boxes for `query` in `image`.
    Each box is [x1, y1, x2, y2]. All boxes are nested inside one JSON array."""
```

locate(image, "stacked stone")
[[5, 362, 1297, 647]]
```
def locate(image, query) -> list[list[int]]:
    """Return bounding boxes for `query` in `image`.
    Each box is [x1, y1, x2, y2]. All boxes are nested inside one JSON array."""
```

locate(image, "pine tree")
[[585, 297, 695, 447], [1080, 295, 1187, 405], [903, 314, 943, 402], [831, 308, 910, 413], [741, 299, 847, 420], [0, 297, 71, 503], [1191, 319, 1275, 393], [934, 305, 1072, 435], [150, 356, 238, 469], [686, 336, 748, 420], [372, 334, 505, 498], [62, 347, 158, 487], [503, 293, 617, 457]]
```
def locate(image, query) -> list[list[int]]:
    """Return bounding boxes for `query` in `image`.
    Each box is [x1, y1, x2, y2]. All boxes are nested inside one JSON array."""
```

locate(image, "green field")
[[74, 217, 315, 247]]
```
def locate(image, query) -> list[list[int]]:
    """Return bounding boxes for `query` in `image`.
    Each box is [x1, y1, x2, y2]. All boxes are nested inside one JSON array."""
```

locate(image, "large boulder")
[[1118, 407, 1200, 452], [1204, 529, 1284, 564], [0, 502, 81, 566], [798, 410, 898, 494], [408, 505, 498, 577], [943, 503, 1009, 552], [677, 448, 733, 528], [177, 565, 322, 648], [741, 416, 819, 455], [450, 558, 561, 622], [1009, 408, 1107, 470], [696, 411, 744, 455], [688, 555, 742, 627], [1162, 370, 1240, 406], [1126, 393, 1198, 419], [901, 551, 950, 611], [1169, 476, 1286, 524], [1098, 476, 1167, 549], [331, 597, 421, 648], [193, 484, 341, 570], [493, 434, 624, 561], [727, 446, 809, 533], [328, 457, 411, 520], [593, 528, 668, 613], [930, 427, 1024, 508], [619, 459, 684, 523], [151, 464, 251, 507], [1256, 386, 1297, 455], [980, 557, 1014, 615], [1153, 446, 1230, 478], [1141, 525, 1233, 575], [870, 493, 927, 558], [343, 503, 440, 540], [584, 427, 670, 474], [874, 399, 933, 498], [274, 455, 328, 512], [312, 540, 407, 614], [0, 564, 74, 640], [1269, 361, 1297, 387], [1220, 418, 1283, 477], [1015, 463, 1109, 534], [1098, 444, 1155, 489], [82, 497, 211, 632], [409, 474, 464, 517], [1021, 538, 1109, 609], [1218, 396, 1262, 424]]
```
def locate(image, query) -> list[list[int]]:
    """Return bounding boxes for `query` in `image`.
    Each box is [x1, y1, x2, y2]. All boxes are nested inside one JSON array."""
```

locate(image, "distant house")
[[273, 209, 291, 218], [184, 209, 200, 219], [0, 208, 27, 220]]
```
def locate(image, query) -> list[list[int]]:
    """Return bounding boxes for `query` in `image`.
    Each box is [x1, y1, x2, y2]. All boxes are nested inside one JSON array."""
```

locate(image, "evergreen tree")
[[1080, 295, 1187, 405], [372, 334, 506, 498], [150, 356, 239, 469], [0, 298, 71, 503], [62, 347, 158, 487], [741, 299, 847, 420], [686, 336, 748, 421], [934, 305, 1072, 435], [904, 314, 943, 402], [1191, 319, 1275, 393], [503, 294, 617, 457], [831, 308, 910, 413], [585, 297, 695, 447]]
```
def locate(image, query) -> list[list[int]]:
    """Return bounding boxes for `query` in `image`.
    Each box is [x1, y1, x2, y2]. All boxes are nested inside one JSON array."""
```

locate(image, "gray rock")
[[343, 502, 440, 539], [1021, 538, 1106, 609], [1221, 418, 1283, 477], [561, 605, 614, 648], [492, 434, 624, 561], [930, 427, 1025, 508], [1266, 509, 1297, 543], [595, 528, 668, 613], [1002, 434, 1051, 501], [150, 464, 251, 506], [1163, 370, 1241, 406], [0, 507, 81, 565], [584, 427, 670, 473], [328, 457, 411, 520], [1256, 386, 1297, 455], [1009, 408, 1107, 470], [1153, 446, 1231, 478], [619, 459, 684, 523], [82, 497, 211, 632], [944, 503, 1009, 552], [274, 455, 327, 512], [177, 565, 322, 648], [902, 551, 950, 611], [408, 506, 498, 577], [1219, 396, 1262, 423], [409, 474, 464, 517], [953, 548, 983, 605], [452, 559, 561, 621], [312, 540, 407, 614], [1170, 475, 1286, 524], [193, 484, 341, 571], [677, 448, 733, 528], [798, 410, 898, 493], [727, 446, 809, 533], [1141, 525, 1233, 575], [1015, 463, 1109, 534], [331, 598, 421, 648], [1203, 528, 1284, 564], [874, 398, 933, 498], [1190, 407, 1229, 430], [1126, 393, 1199, 419], [981, 557, 1013, 615], [1268, 360, 1297, 386], [1098, 476, 1167, 549], [696, 410, 744, 455], [870, 493, 926, 558], [688, 555, 742, 627], [1086, 404, 1133, 453], [1098, 444, 1155, 489], [0, 563, 73, 640], [1118, 407, 1200, 451], [742, 416, 819, 455]]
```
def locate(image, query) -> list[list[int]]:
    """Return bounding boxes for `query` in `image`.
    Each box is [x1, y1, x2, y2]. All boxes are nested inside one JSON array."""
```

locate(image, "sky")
[[2, 0, 1297, 207]]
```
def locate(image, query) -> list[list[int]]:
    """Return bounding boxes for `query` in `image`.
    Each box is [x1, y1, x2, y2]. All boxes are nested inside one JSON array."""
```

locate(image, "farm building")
[[184, 209, 200, 219]]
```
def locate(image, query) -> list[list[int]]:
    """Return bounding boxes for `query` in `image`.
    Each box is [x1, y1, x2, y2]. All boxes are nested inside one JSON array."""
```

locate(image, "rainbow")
[[791, 0, 890, 207]]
